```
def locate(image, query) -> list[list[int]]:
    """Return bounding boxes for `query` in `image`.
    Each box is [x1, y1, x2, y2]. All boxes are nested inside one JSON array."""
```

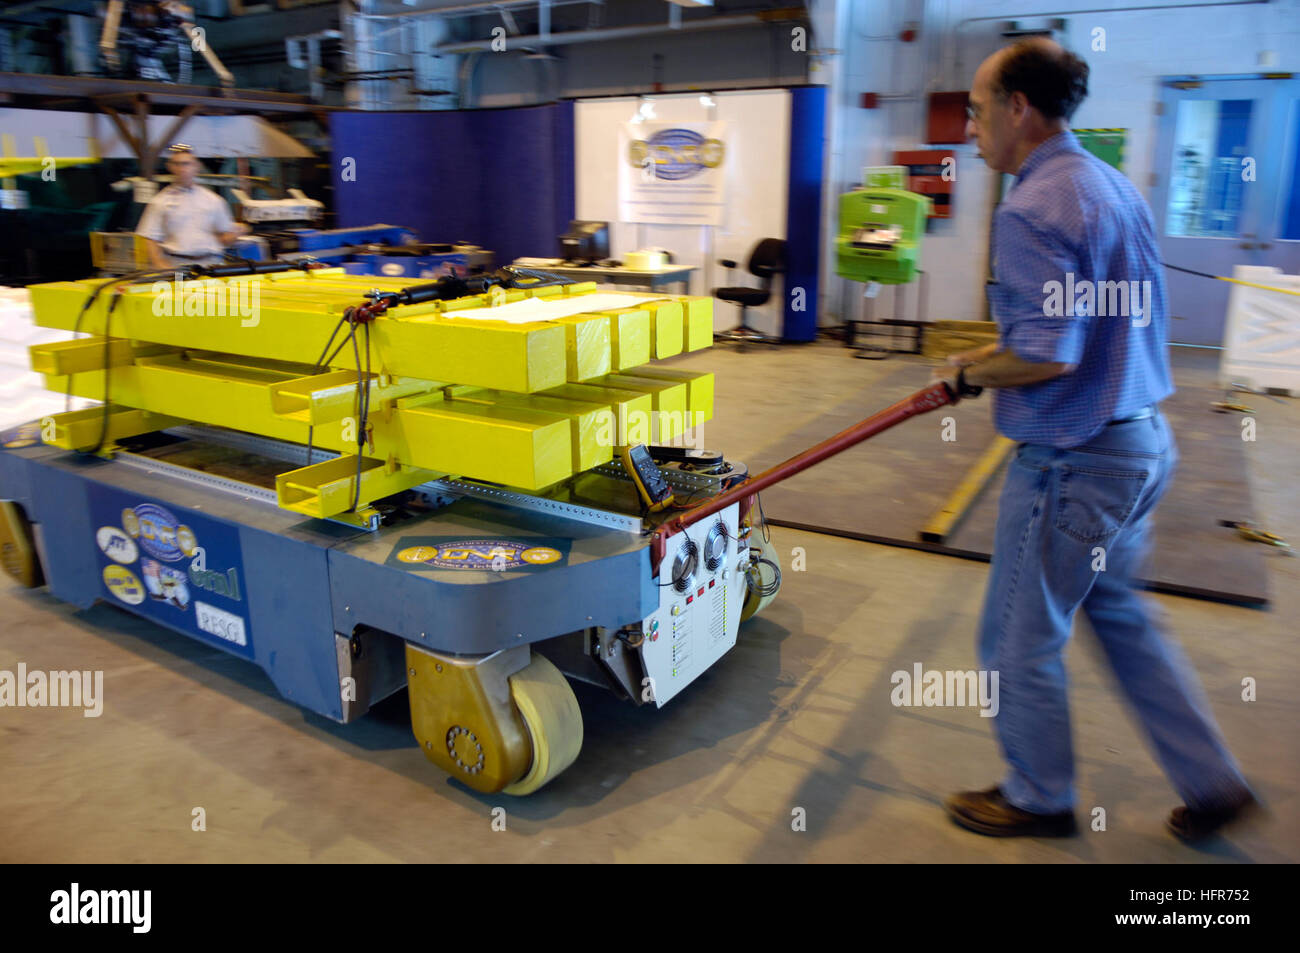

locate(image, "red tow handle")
[[650, 380, 961, 568]]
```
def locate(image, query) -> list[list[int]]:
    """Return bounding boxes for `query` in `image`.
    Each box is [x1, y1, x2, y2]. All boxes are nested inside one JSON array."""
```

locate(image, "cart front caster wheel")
[[406, 643, 583, 795], [740, 528, 781, 623], [503, 653, 584, 796]]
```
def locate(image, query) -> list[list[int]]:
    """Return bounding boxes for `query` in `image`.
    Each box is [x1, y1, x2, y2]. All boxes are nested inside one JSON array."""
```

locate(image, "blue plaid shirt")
[[988, 130, 1173, 447]]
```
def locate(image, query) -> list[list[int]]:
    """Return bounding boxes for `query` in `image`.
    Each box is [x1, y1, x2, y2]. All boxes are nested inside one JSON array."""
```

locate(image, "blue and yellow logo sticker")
[[388, 537, 569, 572], [103, 564, 145, 605], [127, 502, 197, 563]]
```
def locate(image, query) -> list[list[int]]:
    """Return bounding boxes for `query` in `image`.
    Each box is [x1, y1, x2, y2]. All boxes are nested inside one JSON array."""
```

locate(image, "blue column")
[[784, 86, 827, 341]]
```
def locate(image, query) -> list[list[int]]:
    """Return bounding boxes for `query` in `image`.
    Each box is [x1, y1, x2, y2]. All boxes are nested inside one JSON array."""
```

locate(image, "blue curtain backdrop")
[[784, 86, 827, 342], [330, 102, 575, 267]]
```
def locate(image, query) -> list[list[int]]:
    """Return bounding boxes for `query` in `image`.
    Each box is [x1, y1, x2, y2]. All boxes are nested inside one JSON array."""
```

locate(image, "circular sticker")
[[1, 423, 41, 448], [103, 564, 145, 605], [175, 525, 198, 557], [397, 545, 440, 564], [520, 546, 562, 565], [96, 525, 139, 565]]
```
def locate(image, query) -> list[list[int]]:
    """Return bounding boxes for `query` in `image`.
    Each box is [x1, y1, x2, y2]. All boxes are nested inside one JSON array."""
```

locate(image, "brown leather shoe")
[[1167, 791, 1259, 843], [944, 786, 1078, 837]]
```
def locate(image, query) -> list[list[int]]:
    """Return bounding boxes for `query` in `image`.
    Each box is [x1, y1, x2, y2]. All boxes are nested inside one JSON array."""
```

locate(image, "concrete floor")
[[1, 339, 1294, 863]]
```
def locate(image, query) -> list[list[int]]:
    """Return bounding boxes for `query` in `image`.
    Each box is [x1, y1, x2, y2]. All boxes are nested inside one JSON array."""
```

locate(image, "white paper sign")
[[618, 121, 728, 226]]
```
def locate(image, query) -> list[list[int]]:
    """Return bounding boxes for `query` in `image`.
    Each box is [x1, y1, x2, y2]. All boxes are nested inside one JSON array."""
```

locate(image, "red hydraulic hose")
[[650, 380, 963, 568]]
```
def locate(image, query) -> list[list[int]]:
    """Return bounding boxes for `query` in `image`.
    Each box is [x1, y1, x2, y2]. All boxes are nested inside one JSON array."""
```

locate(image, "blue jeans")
[[979, 410, 1250, 814]]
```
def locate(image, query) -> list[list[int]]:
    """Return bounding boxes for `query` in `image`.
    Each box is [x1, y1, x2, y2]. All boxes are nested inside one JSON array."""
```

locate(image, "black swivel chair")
[[713, 238, 786, 345]]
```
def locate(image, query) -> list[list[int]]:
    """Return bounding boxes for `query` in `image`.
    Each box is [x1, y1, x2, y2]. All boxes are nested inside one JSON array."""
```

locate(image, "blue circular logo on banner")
[[642, 128, 725, 180], [133, 503, 185, 562]]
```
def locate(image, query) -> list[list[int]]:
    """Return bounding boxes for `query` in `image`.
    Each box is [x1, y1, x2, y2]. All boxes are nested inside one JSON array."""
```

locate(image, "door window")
[[1282, 98, 1300, 241], [1165, 99, 1253, 238]]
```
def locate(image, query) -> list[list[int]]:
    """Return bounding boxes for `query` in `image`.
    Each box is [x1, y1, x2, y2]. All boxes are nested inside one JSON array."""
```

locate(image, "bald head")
[[989, 39, 1089, 121], [967, 39, 1089, 174]]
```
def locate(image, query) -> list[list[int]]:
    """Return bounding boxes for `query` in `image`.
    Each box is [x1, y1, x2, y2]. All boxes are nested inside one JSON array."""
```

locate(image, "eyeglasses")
[[965, 104, 980, 121]]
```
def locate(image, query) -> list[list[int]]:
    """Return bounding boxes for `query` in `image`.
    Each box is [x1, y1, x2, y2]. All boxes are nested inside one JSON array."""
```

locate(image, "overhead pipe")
[[434, 12, 801, 54], [946, 0, 1270, 87], [353, 0, 591, 21]]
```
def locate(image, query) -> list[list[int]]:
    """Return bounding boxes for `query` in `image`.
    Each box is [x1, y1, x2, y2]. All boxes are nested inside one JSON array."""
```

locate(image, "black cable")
[[321, 324, 358, 368], [501, 265, 576, 289], [747, 554, 782, 597], [306, 320, 357, 466], [64, 269, 170, 413], [85, 288, 131, 455], [346, 314, 370, 513], [65, 276, 118, 413], [348, 319, 373, 513], [1163, 262, 1219, 281], [304, 309, 354, 466], [1163, 261, 1300, 300]]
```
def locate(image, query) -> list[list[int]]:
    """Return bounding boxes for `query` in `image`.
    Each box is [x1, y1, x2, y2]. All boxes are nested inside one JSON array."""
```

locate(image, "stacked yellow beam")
[[27, 271, 715, 521]]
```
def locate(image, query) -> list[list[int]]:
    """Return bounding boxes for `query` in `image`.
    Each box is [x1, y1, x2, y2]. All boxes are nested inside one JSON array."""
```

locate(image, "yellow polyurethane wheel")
[[740, 529, 781, 623], [502, 653, 584, 796], [0, 501, 42, 588]]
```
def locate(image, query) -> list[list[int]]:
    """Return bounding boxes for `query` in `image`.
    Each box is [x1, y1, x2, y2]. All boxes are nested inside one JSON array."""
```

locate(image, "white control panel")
[[638, 502, 747, 707]]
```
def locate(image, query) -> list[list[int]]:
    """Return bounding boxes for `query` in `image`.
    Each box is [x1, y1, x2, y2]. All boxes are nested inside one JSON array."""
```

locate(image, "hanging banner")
[[618, 121, 728, 226]]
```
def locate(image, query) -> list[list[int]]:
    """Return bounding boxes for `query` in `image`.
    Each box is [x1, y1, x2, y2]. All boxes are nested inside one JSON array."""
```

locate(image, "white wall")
[[829, 0, 1300, 327], [575, 90, 792, 336], [0, 289, 94, 431]]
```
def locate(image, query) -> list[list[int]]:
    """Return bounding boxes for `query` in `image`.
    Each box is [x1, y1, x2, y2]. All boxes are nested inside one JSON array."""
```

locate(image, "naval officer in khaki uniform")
[[137, 144, 248, 270]]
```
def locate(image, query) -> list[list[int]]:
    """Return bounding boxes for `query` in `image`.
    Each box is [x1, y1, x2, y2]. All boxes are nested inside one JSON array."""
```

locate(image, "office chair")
[[713, 238, 786, 346]]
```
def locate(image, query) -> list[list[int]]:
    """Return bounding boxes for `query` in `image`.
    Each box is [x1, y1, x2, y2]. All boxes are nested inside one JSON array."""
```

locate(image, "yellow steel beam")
[[28, 278, 711, 393], [627, 367, 714, 420], [632, 294, 713, 351], [445, 388, 615, 473], [276, 455, 437, 520], [603, 307, 652, 370], [537, 382, 655, 447], [597, 373, 689, 443], [28, 337, 175, 376], [639, 298, 684, 359], [43, 355, 579, 490], [39, 405, 189, 453], [268, 370, 442, 425], [28, 280, 570, 394], [390, 393, 575, 488]]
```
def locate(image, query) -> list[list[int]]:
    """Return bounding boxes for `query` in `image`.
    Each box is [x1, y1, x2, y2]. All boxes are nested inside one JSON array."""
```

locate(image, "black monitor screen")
[[560, 220, 609, 263]]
